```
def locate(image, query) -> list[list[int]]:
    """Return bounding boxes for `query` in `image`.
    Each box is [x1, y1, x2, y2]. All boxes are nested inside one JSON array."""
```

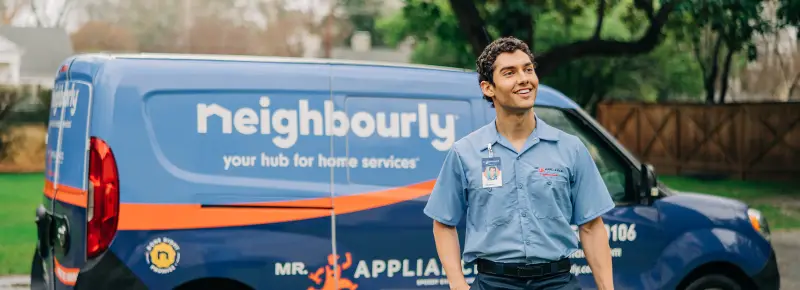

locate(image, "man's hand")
[[432, 220, 470, 289], [579, 216, 614, 290], [449, 281, 470, 290]]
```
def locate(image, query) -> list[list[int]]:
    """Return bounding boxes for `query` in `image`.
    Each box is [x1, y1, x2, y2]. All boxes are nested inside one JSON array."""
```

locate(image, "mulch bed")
[[0, 163, 43, 173]]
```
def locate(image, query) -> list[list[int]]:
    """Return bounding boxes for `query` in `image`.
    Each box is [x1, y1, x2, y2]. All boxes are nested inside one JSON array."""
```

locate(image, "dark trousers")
[[469, 271, 582, 290]]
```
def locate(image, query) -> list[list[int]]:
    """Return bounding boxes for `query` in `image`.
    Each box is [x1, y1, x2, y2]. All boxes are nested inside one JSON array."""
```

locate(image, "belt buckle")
[[517, 264, 544, 277]]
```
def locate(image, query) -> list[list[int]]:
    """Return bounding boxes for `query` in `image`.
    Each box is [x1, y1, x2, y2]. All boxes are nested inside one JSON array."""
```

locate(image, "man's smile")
[[515, 87, 534, 98]]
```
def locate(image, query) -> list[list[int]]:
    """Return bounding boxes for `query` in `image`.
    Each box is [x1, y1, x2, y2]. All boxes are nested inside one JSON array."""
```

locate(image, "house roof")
[[0, 26, 74, 78], [0, 36, 20, 54]]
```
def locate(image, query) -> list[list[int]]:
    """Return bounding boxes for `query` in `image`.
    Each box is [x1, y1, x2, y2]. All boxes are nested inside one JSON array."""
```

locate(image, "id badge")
[[481, 157, 503, 188]]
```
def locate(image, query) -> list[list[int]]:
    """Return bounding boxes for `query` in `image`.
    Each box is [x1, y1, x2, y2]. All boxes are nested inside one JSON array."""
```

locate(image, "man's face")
[[481, 50, 539, 112]]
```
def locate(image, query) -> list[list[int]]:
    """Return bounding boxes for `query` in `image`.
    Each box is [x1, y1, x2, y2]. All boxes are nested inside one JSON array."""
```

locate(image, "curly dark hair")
[[476, 36, 535, 107]]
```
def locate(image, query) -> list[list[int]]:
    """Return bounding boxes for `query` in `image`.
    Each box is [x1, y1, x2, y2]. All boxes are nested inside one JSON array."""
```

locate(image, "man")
[[423, 36, 615, 290]]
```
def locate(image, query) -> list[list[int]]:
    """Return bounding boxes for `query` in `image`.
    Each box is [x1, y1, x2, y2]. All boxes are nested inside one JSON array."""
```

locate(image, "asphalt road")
[[3, 231, 799, 289], [773, 230, 800, 290]]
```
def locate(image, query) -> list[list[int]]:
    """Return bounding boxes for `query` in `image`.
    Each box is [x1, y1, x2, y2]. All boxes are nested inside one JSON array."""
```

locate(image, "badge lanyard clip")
[[487, 143, 493, 158]]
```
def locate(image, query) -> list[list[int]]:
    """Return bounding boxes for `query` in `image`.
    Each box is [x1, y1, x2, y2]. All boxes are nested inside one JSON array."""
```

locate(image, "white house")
[[0, 26, 74, 111]]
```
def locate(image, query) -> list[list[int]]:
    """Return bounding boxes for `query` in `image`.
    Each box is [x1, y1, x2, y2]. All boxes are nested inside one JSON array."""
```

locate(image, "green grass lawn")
[[0, 173, 43, 275], [0, 173, 798, 275]]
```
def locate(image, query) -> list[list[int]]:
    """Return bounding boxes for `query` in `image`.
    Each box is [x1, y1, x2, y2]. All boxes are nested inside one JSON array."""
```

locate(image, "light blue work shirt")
[[423, 114, 615, 264]]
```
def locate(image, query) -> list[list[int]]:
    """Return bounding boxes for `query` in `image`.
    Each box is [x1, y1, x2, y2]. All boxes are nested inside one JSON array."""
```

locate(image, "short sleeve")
[[570, 141, 615, 226], [423, 147, 468, 226]]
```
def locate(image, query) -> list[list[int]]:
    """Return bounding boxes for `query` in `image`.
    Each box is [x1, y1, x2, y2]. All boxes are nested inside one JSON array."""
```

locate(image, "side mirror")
[[638, 163, 659, 205]]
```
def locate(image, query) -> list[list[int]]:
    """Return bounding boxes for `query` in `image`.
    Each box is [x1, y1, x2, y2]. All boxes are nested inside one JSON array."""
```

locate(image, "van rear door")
[[49, 68, 95, 289], [38, 62, 71, 290], [105, 56, 336, 289]]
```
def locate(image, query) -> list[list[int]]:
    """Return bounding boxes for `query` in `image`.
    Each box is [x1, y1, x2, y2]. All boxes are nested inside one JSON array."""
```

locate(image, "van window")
[[534, 107, 630, 203]]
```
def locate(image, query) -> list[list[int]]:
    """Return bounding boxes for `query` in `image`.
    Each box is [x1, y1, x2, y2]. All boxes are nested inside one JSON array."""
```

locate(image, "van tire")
[[29, 250, 46, 290], [174, 278, 254, 290], [682, 274, 741, 290]]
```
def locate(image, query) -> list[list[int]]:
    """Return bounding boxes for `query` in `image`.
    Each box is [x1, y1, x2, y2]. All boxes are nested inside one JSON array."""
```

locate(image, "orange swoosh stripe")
[[43, 179, 435, 230], [54, 257, 79, 286], [44, 181, 87, 207]]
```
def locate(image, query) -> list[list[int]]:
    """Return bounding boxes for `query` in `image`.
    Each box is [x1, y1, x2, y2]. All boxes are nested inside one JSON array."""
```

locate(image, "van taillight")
[[86, 137, 119, 259]]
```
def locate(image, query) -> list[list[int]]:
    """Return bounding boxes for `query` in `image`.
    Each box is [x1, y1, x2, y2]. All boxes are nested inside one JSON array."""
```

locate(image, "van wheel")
[[30, 250, 46, 290], [682, 274, 741, 290], [174, 278, 254, 290]]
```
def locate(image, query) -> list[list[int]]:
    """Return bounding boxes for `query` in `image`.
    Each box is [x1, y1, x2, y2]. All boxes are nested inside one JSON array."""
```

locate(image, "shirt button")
[[525, 240, 531, 245], [547, 181, 552, 185], [518, 183, 523, 188], [516, 156, 520, 160], [521, 212, 527, 217]]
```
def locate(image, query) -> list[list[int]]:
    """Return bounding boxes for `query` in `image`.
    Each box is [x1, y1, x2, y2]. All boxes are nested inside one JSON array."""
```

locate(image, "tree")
[[251, 0, 317, 57], [440, 0, 684, 77], [338, 0, 391, 47], [775, 45, 800, 101], [80, 0, 186, 53], [672, 0, 800, 103], [672, 0, 771, 103], [75, 0, 313, 56], [377, 0, 704, 110], [71, 21, 139, 53], [0, 86, 22, 161], [0, 0, 27, 24], [29, 0, 73, 27]]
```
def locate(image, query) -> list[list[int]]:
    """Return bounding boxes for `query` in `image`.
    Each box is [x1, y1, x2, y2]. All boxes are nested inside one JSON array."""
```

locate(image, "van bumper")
[[74, 251, 147, 290], [752, 250, 780, 290]]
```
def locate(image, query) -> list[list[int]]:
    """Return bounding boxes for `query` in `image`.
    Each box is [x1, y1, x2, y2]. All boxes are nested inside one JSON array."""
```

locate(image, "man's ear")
[[480, 80, 495, 98]]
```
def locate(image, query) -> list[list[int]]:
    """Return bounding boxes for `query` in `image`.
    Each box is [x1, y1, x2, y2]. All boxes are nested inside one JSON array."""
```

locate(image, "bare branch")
[[54, 0, 74, 28], [28, 0, 42, 27], [29, 0, 73, 27], [1, 0, 28, 25], [789, 73, 800, 99]]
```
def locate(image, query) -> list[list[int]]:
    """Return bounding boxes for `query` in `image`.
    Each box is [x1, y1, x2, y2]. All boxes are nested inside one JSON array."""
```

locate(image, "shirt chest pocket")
[[527, 174, 572, 220], [467, 182, 515, 231]]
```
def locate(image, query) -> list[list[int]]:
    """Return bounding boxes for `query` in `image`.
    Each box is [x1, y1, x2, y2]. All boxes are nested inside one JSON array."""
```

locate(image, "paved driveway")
[[773, 230, 800, 289]]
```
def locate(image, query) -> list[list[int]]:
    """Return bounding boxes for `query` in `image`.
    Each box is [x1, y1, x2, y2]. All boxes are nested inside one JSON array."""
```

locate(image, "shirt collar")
[[479, 112, 560, 152]]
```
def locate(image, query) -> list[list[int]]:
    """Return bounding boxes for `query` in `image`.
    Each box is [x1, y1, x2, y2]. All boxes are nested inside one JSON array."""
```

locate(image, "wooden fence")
[[595, 102, 800, 181]]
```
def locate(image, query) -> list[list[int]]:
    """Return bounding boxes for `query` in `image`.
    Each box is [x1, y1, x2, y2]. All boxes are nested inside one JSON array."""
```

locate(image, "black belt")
[[476, 258, 571, 278]]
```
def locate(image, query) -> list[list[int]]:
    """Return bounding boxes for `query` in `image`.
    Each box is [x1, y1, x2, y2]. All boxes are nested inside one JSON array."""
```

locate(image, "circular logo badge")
[[145, 237, 180, 274]]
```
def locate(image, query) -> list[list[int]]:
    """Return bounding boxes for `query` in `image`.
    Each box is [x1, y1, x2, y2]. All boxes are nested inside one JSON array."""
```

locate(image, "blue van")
[[31, 53, 779, 290]]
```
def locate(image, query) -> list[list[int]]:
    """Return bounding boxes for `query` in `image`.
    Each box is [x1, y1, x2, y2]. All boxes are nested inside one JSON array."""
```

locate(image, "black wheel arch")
[[174, 277, 254, 290], [676, 261, 757, 290]]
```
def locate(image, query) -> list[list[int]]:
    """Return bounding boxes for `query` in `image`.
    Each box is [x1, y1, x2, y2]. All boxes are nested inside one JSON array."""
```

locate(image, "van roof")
[[112, 53, 473, 73], [69, 53, 581, 110]]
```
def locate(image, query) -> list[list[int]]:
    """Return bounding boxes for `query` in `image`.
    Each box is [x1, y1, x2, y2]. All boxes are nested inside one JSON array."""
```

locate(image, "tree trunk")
[[719, 48, 735, 103], [447, 0, 490, 56], [788, 73, 800, 100], [704, 37, 724, 104]]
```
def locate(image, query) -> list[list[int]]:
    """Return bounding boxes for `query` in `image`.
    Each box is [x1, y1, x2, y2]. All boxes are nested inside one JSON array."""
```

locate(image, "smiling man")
[[424, 37, 616, 290]]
